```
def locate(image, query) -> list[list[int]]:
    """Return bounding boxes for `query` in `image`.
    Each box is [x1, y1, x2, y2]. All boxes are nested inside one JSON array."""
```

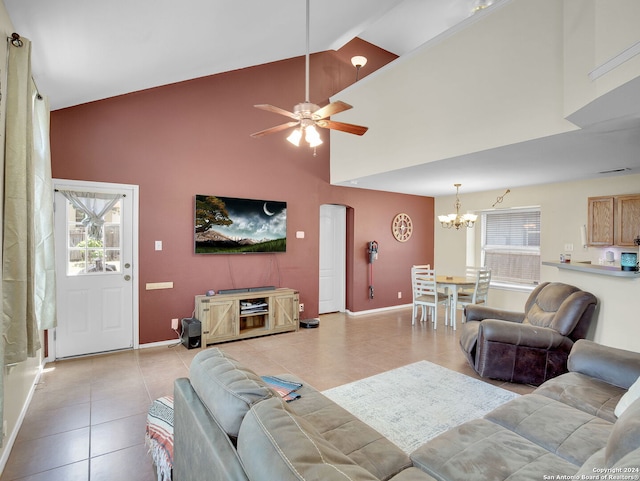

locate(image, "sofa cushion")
[[280, 375, 412, 480], [568, 340, 640, 390], [534, 371, 625, 422], [606, 397, 640, 468], [189, 348, 272, 438], [410, 418, 578, 481], [614, 375, 640, 417], [484, 394, 612, 466], [238, 396, 381, 481]]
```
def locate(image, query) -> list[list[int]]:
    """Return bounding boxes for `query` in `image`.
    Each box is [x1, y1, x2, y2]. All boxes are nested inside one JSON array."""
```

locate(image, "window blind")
[[481, 208, 541, 285]]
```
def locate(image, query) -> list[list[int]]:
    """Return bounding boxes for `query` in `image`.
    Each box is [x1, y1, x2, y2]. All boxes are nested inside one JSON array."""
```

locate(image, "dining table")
[[436, 275, 476, 330]]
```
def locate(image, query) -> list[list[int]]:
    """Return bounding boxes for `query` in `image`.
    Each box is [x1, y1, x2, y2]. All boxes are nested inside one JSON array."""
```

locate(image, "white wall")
[[331, 0, 578, 184], [331, 0, 640, 186], [0, 0, 44, 471], [564, 0, 640, 117], [434, 174, 640, 352]]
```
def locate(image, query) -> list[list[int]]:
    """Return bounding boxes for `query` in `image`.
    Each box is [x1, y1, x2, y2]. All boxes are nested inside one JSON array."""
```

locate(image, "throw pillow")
[[614, 375, 640, 418]]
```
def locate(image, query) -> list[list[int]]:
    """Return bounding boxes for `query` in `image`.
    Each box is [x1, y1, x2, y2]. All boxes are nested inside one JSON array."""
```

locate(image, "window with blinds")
[[481, 208, 541, 285]]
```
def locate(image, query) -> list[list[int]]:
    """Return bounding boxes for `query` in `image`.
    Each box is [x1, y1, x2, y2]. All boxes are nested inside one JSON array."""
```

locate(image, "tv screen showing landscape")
[[195, 195, 287, 254]]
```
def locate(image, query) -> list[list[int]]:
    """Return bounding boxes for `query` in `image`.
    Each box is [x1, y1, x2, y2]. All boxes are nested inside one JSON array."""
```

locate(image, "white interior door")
[[319, 204, 346, 314], [53, 180, 138, 358]]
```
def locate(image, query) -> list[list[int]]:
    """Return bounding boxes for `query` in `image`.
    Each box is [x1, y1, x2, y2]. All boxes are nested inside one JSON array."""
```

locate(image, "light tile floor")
[[0, 308, 534, 481]]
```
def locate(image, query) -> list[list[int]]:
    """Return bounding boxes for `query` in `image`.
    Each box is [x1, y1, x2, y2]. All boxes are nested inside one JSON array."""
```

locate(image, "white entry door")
[[319, 204, 346, 314], [53, 180, 138, 358]]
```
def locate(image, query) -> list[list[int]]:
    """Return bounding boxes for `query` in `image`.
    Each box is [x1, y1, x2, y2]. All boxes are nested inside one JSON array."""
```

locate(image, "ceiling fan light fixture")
[[305, 124, 322, 147], [286, 128, 302, 146], [250, 0, 368, 148]]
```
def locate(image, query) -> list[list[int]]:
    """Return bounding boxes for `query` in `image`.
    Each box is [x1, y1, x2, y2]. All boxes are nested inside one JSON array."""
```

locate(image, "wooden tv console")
[[195, 288, 299, 346]]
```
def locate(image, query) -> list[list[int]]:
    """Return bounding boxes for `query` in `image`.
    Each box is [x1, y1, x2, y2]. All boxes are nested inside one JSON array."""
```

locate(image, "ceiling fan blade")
[[254, 104, 298, 120], [250, 121, 300, 138], [316, 120, 368, 136], [313, 101, 353, 120]]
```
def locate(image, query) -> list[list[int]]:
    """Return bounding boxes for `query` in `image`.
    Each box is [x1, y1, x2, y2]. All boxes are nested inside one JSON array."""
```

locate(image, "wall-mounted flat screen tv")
[[195, 195, 287, 254]]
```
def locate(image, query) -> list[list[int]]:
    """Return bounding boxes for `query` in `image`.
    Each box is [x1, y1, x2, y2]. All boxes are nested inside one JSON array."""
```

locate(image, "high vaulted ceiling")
[[4, 0, 485, 111], [4, 0, 640, 197]]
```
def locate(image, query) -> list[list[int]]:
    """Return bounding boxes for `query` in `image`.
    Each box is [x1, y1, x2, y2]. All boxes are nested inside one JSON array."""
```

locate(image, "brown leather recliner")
[[459, 282, 597, 385]]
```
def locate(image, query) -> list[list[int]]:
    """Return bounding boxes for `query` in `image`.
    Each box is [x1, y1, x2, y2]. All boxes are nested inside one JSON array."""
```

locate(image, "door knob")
[[124, 275, 131, 281]]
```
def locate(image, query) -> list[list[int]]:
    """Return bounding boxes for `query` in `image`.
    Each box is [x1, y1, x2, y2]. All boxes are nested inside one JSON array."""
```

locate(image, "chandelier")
[[438, 184, 477, 229]]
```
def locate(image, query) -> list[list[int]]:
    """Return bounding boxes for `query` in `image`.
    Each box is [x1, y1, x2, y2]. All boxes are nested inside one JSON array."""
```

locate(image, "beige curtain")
[[1, 34, 56, 448], [4, 35, 39, 363], [3, 34, 56, 364], [32, 83, 57, 332]]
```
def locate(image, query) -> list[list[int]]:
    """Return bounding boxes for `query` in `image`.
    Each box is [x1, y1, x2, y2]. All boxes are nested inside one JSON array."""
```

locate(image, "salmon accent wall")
[[50, 38, 434, 344]]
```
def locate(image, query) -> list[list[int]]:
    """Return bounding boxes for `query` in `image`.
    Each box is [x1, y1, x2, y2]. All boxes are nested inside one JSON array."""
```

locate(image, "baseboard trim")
[[346, 303, 412, 317], [139, 339, 181, 349]]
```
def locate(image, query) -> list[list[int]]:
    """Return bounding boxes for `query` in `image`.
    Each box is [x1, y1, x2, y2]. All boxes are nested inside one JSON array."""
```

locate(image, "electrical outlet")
[[564, 243, 574, 252], [299, 303, 304, 312], [398, 291, 402, 299], [171, 318, 179, 330]]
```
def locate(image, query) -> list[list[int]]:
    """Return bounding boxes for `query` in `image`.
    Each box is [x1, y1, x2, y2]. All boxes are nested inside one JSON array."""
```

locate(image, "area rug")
[[322, 361, 520, 453]]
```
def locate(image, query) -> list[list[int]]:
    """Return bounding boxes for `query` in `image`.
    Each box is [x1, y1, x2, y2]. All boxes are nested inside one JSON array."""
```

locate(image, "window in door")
[[61, 192, 123, 275]]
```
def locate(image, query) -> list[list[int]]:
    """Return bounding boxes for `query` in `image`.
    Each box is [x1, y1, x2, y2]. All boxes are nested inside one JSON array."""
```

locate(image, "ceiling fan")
[[250, 0, 368, 148]]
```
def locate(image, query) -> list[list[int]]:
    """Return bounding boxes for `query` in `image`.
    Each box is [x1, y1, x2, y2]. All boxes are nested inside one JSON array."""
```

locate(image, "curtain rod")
[[54, 189, 127, 198], [8, 32, 43, 100]]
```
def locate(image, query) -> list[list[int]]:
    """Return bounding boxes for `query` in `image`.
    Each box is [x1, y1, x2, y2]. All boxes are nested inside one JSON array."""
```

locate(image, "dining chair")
[[459, 266, 490, 293], [411, 264, 430, 322], [465, 265, 482, 277], [453, 266, 481, 300], [441, 266, 489, 325], [411, 266, 448, 328], [456, 268, 491, 322]]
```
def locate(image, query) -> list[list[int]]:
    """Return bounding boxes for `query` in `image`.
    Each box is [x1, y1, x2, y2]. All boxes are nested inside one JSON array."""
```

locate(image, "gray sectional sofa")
[[173, 340, 640, 481]]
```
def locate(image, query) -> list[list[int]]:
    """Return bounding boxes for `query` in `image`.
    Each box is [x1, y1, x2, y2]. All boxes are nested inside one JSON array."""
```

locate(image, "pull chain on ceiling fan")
[[250, 0, 368, 150]]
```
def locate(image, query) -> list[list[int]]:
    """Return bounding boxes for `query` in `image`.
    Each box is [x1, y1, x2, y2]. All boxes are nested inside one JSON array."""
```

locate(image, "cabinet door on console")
[[272, 292, 299, 331], [197, 297, 238, 344]]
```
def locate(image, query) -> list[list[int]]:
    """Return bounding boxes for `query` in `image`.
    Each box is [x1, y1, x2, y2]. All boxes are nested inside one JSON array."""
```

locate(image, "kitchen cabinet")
[[615, 194, 640, 246], [588, 194, 640, 247]]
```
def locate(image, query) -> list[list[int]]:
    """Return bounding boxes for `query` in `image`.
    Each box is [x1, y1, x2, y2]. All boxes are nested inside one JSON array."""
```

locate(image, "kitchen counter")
[[542, 261, 640, 278]]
